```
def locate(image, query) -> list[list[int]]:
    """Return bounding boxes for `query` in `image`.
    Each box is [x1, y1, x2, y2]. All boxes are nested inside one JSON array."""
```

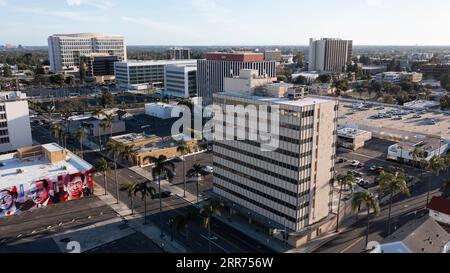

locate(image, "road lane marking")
[[340, 237, 364, 253], [200, 234, 230, 253]]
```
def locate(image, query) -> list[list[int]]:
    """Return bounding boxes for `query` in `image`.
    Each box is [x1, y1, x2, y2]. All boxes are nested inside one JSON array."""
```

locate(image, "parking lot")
[[338, 102, 450, 139], [335, 138, 422, 193]]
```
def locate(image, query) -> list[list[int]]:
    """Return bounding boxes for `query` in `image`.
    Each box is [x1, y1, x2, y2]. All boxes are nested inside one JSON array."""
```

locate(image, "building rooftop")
[[217, 92, 334, 107], [115, 59, 197, 66], [0, 144, 93, 189], [393, 136, 444, 153], [383, 216, 450, 253], [0, 91, 27, 102], [403, 100, 440, 109], [50, 33, 124, 38], [338, 128, 371, 139], [427, 197, 450, 215]]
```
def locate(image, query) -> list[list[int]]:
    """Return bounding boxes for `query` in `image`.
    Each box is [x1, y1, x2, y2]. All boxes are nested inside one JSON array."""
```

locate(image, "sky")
[[1, 0, 450, 46]]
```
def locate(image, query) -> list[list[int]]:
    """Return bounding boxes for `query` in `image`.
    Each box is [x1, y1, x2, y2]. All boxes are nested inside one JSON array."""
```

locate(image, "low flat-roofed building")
[[361, 65, 387, 75], [144, 103, 182, 120], [376, 216, 450, 253], [82, 116, 126, 137], [387, 136, 448, 164], [403, 100, 440, 110], [110, 133, 198, 167], [427, 196, 450, 225], [0, 143, 94, 218], [337, 127, 372, 151]]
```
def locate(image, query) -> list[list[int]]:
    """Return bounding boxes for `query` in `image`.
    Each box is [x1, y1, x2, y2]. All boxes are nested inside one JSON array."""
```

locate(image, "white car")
[[351, 160, 361, 167], [355, 177, 364, 184], [203, 166, 214, 174]]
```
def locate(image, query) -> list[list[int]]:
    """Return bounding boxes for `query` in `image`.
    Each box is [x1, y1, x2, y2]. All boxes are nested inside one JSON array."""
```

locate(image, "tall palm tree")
[[95, 158, 111, 196], [92, 109, 104, 150], [135, 181, 156, 224], [410, 147, 427, 185], [187, 164, 205, 204], [50, 124, 63, 145], [174, 208, 197, 241], [121, 145, 135, 166], [74, 128, 86, 159], [103, 114, 114, 138], [177, 145, 191, 198], [378, 170, 410, 235], [106, 141, 124, 204], [120, 182, 139, 215], [199, 200, 224, 253], [351, 192, 380, 250], [100, 122, 109, 151], [427, 155, 446, 205], [145, 155, 175, 237], [61, 130, 70, 149], [335, 172, 355, 233]]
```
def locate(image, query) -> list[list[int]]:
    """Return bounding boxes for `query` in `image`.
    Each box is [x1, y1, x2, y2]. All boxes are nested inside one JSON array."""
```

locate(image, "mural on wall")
[[0, 170, 94, 218]]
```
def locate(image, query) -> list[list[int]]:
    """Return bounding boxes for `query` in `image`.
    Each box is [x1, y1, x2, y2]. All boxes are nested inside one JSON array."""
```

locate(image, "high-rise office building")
[[165, 64, 197, 98], [79, 54, 118, 80], [197, 52, 277, 107], [115, 60, 197, 91], [0, 91, 33, 153], [48, 33, 126, 73], [308, 38, 353, 73], [212, 89, 338, 233], [167, 47, 191, 60]]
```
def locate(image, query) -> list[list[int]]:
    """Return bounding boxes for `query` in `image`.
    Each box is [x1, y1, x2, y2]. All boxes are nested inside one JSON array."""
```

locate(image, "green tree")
[[74, 128, 86, 159], [378, 170, 410, 235], [103, 114, 114, 138], [351, 192, 380, 250], [187, 163, 206, 204], [427, 156, 446, 205], [2, 64, 12, 77], [49, 74, 65, 86], [106, 141, 125, 204], [317, 74, 331, 84], [135, 181, 156, 224], [177, 145, 191, 198], [120, 182, 139, 216], [101, 91, 115, 108], [145, 155, 175, 237], [174, 208, 197, 241], [64, 76, 75, 86], [49, 124, 63, 146], [334, 172, 355, 233], [95, 158, 111, 196], [79, 61, 87, 84], [199, 200, 224, 253]]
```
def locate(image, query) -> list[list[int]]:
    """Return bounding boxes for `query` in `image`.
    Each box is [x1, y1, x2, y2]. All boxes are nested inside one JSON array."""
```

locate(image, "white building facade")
[[309, 38, 353, 73], [0, 92, 33, 153], [164, 64, 197, 98], [48, 33, 127, 73], [115, 60, 197, 91], [212, 93, 339, 232]]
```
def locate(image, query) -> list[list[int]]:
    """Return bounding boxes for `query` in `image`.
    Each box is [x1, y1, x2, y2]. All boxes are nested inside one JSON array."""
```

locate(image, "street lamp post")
[[169, 219, 174, 242]]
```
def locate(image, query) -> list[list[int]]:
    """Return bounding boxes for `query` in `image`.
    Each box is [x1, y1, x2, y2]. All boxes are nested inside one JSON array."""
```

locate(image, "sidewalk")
[[93, 183, 187, 253]]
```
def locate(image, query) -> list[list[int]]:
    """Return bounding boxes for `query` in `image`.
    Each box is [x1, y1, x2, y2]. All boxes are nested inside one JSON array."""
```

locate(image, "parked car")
[[337, 158, 348, 164], [202, 166, 214, 174], [350, 160, 361, 167]]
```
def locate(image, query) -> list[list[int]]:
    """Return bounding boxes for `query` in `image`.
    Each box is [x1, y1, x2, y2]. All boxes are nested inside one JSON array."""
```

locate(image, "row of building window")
[[0, 129, 8, 136], [214, 162, 311, 199], [213, 152, 311, 185], [214, 184, 309, 224], [0, 114, 6, 120], [0, 121, 7, 128], [214, 173, 311, 211], [234, 138, 309, 158], [214, 142, 311, 172], [0, 137, 10, 144], [0, 105, 5, 112]]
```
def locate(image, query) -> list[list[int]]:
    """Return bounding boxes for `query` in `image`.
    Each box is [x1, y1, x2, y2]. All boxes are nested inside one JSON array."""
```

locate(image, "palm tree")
[[351, 192, 380, 250], [61, 130, 70, 149], [106, 141, 124, 204], [427, 156, 447, 205], [187, 164, 205, 204], [103, 114, 114, 138], [92, 109, 104, 149], [121, 145, 135, 166], [95, 158, 111, 196], [135, 181, 156, 224], [100, 122, 109, 151], [120, 182, 139, 215], [174, 208, 197, 241], [74, 128, 86, 159], [177, 145, 191, 197], [199, 200, 224, 253], [145, 155, 175, 237], [50, 124, 63, 145], [410, 147, 426, 167], [335, 172, 355, 233], [378, 170, 410, 235]]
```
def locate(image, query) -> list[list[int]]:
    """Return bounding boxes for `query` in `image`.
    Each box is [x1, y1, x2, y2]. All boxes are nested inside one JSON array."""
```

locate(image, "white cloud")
[[15, 6, 105, 22], [366, 0, 384, 7], [66, 0, 113, 10]]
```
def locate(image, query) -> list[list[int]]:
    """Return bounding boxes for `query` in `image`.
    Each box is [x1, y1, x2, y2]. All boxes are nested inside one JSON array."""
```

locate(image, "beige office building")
[[309, 38, 353, 73], [48, 33, 127, 73], [212, 91, 338, 233]]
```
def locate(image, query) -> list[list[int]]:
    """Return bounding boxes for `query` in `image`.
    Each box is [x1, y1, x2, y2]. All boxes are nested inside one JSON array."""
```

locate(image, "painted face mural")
[[67, 175, 84, 200], [0, 190, 14, 211], [0, 170, 94, 218]]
